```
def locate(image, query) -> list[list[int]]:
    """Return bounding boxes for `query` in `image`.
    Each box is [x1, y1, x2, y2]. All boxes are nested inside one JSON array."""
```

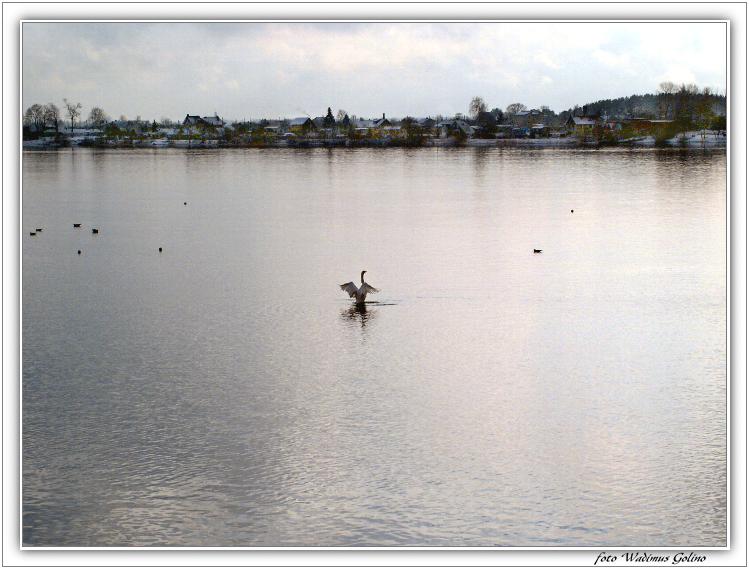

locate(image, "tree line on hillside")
[[465, 82, 726, 140], [567, 82, 726, 123]]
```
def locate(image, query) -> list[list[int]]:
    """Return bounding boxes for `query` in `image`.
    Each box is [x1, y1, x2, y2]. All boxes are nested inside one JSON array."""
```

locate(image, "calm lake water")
[[22, 147, 726, 547]]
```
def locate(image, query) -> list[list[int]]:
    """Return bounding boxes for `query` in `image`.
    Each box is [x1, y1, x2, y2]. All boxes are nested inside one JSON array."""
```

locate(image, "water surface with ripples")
[[22, 147, 726, 546]]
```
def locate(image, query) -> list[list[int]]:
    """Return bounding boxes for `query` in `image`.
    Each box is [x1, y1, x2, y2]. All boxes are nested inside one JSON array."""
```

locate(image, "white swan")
[[340, 270, 379, 304]]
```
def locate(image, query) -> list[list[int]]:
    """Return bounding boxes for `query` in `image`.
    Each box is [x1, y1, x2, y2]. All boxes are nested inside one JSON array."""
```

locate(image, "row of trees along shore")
[[23, 100, 108, 134], [24, 82, 726, 146]]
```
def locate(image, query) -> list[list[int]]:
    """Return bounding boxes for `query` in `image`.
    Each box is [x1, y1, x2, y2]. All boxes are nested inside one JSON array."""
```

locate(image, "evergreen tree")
[[324, 107, 335, 128]]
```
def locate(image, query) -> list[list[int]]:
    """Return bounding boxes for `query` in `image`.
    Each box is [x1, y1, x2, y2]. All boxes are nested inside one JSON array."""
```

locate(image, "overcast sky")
[[22, 22, 726, 121]]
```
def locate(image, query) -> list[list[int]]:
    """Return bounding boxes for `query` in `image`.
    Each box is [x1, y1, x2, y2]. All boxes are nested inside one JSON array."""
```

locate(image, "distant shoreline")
[[23, 140, 727, 151], [23, 133, 727, 152]]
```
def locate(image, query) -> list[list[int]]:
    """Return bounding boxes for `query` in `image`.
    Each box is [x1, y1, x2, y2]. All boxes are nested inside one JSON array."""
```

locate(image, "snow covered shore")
[[628, 131, 726, 148]]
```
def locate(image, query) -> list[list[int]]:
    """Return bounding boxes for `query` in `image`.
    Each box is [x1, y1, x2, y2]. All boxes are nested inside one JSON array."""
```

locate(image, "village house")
[[264, 124, 281, 137], [419, 117, 437, 129], [530, 124, 551, 137], [438, 119, 475, 138], [472, 111, 498, 138], [475, 111, 497, 129], [381, 125, 402, 138], [182, 113, 225, 139], [566, 115, 597, 136], [288, 117, 316, 134], [347, 114, 392, 138], [183, 114, 222, 127], [509, 109, 543, 128], [415, 117, 438, 138], [373, 114, 391, 128], [183, 114, 225, 130]]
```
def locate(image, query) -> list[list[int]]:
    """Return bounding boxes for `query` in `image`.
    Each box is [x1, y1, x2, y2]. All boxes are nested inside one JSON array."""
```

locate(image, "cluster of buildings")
[[23, 107, 722, 149], [181, 109, 573, 144]]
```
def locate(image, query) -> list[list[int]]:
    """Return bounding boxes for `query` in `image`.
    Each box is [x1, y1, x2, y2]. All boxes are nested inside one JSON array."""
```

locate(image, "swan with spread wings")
[[340, 270, 379, 304]]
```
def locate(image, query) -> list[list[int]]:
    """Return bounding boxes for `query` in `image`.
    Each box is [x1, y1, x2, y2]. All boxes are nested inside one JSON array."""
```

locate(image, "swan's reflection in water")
[[340, 302, 377, 329]]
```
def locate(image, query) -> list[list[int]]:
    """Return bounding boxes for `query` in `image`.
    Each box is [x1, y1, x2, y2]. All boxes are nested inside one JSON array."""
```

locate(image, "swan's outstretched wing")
[[362, 283, 379, 295], [340, 282, 358, 298]]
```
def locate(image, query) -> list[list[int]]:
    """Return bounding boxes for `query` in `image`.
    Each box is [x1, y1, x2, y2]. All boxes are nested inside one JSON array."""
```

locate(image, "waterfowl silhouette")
[[92, 228, 99, 234], [73, 223, 81, 228], [340, 270, 379, 304], [29, 232, 36, 236], [533, 249, 542, 254]]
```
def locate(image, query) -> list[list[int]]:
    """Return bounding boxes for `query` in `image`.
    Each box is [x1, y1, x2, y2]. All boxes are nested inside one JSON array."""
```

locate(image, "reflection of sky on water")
[[22, 147, 726, 546]]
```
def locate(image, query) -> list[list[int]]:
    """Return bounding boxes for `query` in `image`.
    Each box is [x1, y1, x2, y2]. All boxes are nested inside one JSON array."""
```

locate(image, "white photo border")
[[3, 2, 746, 567]]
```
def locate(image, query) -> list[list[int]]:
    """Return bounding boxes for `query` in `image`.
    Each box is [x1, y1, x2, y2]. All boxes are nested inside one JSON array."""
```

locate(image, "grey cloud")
[[22, 22, 726, 122]]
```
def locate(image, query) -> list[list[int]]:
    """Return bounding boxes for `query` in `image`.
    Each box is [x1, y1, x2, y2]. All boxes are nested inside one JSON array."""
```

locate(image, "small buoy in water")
[[158, 247, 162, 252], [77, 250, 81, 255], [92, 228, 99, 234], [73, 223, 81, 228], [29, 232, 36, 236], [183, 202, 187, 206], [533, 249, 542, 254]]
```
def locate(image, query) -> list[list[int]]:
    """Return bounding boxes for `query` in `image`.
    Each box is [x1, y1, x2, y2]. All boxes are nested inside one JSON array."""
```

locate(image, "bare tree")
[[336, 109, 348, 123], [657, 81, 677, 119], [63, 99, 82, 132], [658, 80, 677, 93], [25, 104, 46, 132], [44, 103, 61, 133], [469, 96, 487, 119], [505, 103, 528, 115], [88, 107, 109, 128]]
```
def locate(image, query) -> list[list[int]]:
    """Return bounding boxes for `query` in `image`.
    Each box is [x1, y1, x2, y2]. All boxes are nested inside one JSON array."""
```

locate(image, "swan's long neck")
[[360, 271, 366, 284]]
